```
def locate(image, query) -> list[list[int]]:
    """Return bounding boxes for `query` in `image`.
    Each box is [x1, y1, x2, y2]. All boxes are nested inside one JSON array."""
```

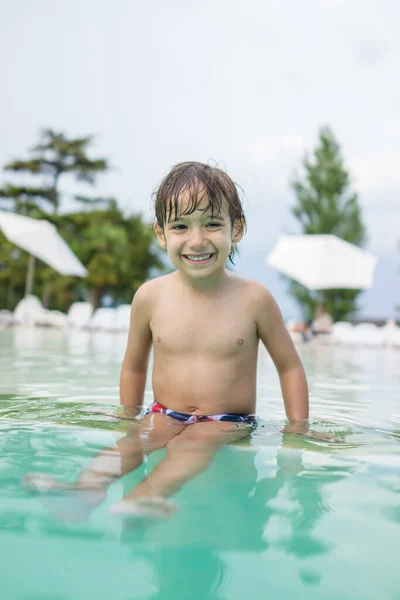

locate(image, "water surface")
[[0, 329, 399, 600]]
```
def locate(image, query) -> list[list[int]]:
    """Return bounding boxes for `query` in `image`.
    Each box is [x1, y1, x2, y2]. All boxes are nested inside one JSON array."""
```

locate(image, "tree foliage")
[[0, 129, 166, 310], [0, 128, 109, 214], [290, 127, 367, 321], [46, 202, 164, 310]]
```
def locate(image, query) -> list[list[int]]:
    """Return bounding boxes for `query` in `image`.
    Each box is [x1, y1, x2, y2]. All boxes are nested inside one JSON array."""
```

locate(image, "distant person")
[[287, 319, 311, 343], [311, 305, 333, 335], [24, 161, 335, 518]]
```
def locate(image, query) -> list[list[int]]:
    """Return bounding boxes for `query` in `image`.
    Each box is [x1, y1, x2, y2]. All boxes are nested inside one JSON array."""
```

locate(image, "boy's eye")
[[171, 224, 187, 230], [206, 222, 221, 228]]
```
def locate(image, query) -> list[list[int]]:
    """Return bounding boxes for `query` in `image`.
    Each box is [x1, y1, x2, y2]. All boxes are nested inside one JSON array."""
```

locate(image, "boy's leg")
[[76, 413, 186, 490], [111, 421, 251, 513], [23, 413, 186, 493]]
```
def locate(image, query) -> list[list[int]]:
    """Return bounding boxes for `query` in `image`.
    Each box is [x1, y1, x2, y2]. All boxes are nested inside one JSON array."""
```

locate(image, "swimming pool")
[[1, 328, 399, 600]]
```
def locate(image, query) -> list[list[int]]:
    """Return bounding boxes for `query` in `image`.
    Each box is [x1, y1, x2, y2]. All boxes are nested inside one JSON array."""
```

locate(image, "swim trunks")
[[146, 402, 257, 428]]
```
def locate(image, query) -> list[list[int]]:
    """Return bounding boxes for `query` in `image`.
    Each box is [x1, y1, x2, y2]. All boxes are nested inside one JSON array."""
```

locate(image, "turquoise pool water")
[[0, 329, 399, 600]]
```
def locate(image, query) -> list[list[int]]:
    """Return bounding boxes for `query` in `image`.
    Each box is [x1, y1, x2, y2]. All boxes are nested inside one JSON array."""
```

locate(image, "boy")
[[25, 161, 310, 518]]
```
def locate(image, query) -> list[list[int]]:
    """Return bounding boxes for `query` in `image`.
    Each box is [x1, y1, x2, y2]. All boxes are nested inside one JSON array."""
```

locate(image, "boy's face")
[[154, 191, 243, 280]]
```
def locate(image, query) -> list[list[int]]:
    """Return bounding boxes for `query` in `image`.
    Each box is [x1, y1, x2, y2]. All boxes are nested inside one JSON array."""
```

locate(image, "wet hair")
[[153, 161, 246, 263]]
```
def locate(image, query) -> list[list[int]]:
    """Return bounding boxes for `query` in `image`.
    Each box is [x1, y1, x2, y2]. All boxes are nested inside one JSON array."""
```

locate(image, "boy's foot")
[[22, 472, 106, 522], [22, 472, 107, 494], [22, 472, 74, 492], [109, 496, 178, 520]]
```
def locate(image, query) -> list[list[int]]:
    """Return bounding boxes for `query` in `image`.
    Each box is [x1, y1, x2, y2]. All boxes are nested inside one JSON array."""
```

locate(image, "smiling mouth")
[[182, 253, 214, 264]]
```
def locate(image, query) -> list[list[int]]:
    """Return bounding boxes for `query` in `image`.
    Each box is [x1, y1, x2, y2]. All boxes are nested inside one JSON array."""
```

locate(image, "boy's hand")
[[281, 420, 309, 435], [282, 420, 342, 442]]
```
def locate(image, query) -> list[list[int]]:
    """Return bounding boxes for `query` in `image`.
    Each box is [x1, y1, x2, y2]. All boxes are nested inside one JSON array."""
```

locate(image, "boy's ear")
[[153, 222, 167, 249], [232, 218, 244, 244]]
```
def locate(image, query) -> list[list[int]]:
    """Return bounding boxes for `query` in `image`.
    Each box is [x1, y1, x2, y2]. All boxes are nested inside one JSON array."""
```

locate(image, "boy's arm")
[[119, 283, 153, 419], [254, 285, 309, 434]]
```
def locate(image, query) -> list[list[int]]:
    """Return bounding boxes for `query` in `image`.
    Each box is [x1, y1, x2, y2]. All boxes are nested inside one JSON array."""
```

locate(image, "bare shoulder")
[[232, 276, 285, 336], [132, 273, 176, 306], [232, 275, 278, 312]]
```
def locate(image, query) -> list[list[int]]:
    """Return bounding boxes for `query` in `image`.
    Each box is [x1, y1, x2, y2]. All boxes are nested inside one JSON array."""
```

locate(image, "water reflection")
[[375, 467, 400, 527], [118, 434, 356, 598], [1, 330, 400, 599], [1, 420, 398, 599], [138, 548, 228, 600]]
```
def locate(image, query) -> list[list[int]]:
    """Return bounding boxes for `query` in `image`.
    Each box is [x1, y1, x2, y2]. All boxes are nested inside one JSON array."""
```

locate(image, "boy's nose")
[[188, 229, 207, 249]]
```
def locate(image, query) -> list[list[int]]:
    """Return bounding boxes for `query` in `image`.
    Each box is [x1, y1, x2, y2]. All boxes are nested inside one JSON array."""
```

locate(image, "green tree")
[[0, 129, 166, 310], [43, 201, 165, 310], [0, 128, 111, 308], [0, 238, 29, 310], [290, 126, 366, 321], [0, 128, 109, 214]]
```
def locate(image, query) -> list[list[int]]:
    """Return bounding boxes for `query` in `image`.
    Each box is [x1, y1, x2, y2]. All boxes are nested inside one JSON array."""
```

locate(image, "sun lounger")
[[67, 302, 93, 329]]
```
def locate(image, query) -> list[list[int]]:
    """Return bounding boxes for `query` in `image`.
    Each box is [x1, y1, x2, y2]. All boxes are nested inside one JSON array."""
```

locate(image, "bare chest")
[[150, 301, 258, 357]]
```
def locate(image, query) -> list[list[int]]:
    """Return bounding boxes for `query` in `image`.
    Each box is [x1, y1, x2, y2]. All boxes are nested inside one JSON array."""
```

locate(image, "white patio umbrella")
[[266, 234, 377, 290], [0, 210, 87, 295]]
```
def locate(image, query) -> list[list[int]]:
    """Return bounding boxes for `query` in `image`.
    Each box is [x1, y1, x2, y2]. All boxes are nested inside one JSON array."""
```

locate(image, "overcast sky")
[[1, 0, 399, 317]]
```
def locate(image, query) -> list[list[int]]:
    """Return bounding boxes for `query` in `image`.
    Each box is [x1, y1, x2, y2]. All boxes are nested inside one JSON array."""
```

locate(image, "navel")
[[155, 336, 161, 343], [237, 338, 244, 345]]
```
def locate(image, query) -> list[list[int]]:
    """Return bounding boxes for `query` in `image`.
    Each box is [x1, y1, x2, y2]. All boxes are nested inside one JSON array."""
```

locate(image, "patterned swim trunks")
[[146, 402, 257, 428]]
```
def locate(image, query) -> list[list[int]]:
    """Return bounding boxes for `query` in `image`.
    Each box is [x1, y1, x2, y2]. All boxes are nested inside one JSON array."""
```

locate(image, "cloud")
[[246, 136, 304, 164], [351, 38, 390, 65], [350, 153, 400, 199]]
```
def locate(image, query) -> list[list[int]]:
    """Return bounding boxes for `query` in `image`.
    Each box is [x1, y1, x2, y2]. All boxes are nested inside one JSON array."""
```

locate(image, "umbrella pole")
[[25, 255, 36, 296], [313, 291, 325, 320]]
